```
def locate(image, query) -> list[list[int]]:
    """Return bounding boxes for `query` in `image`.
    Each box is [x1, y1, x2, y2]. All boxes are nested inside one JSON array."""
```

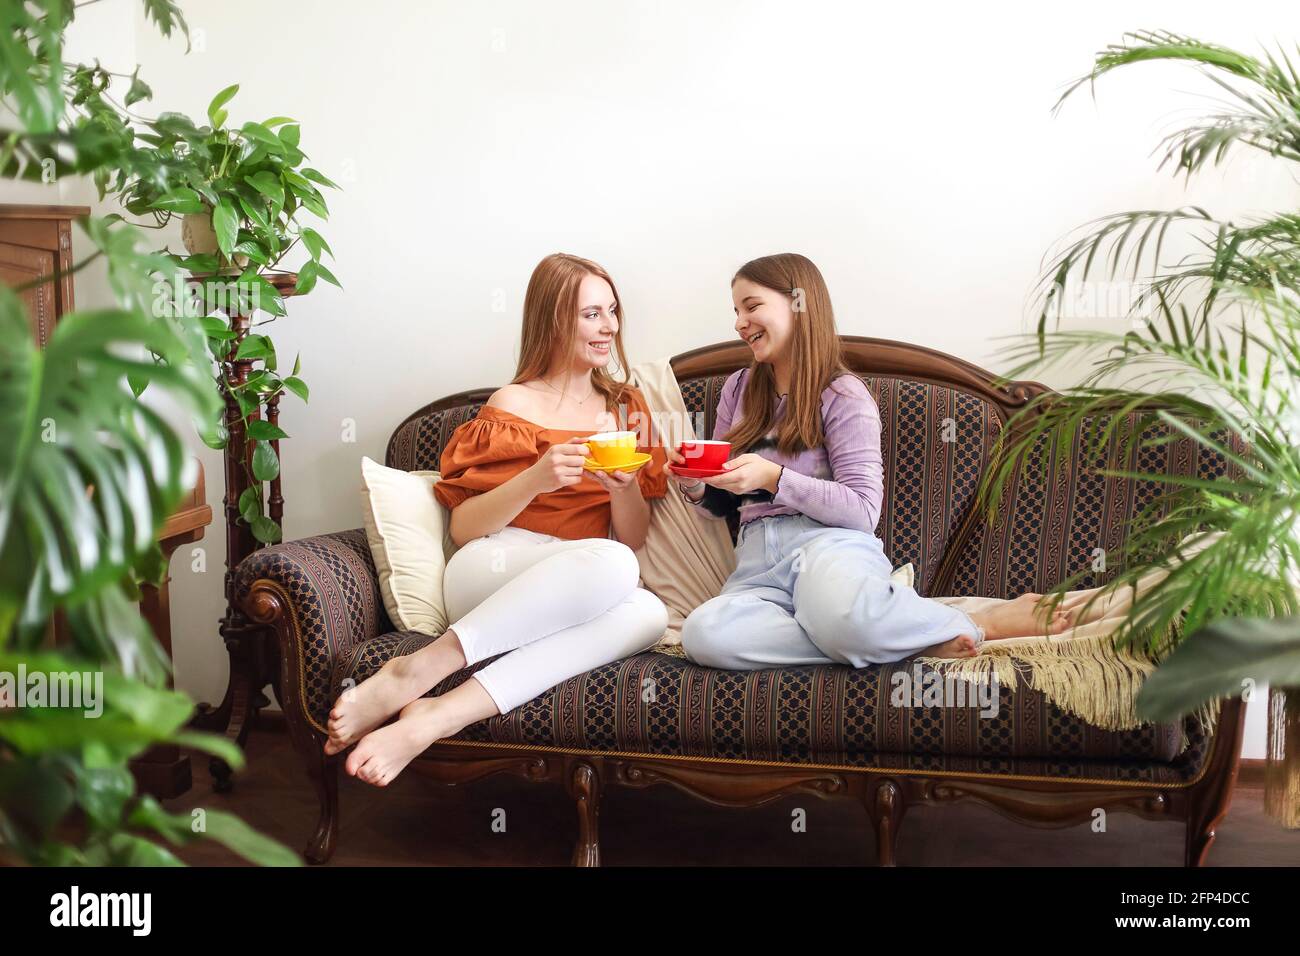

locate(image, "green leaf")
[[212, 198, 238, 256], [0, 759, 76, 843], [282, 376, 309, 403], [299, 193, 329, 219], [1136, 616, 1300, 721], [198, 808, 301, 865], [233, 393, 257, 424], [74, 765, 135, 832], [279, 125, 301, 149], [246, 420, 289, 441], [301, 167, 340, 190], [237, 194, 270, 233], [314, 263, 342, 288], [299, 227, 332, 261], [125, 69, 153, 107], [250, 515, 282, 544], [234, 334, 273, 361], [142, 0, 191, 48], [295, 260, 319, 295], [240, 122, 284, 151], [251, 441, 280, 482], [168, 730, 245, 770], [261, 116, 296, 128], [182, 253, 221, 274], [154, 187, 204, 214], [129, 796, 299, 865], [237, 485, 262, 524], [207, 83, 239, 128], [238, 273, 286, 318], [247, 171, 285, 207], [0, 296, 221, 645], [231, 239, 270, 266], [98, 833, 185, 866]]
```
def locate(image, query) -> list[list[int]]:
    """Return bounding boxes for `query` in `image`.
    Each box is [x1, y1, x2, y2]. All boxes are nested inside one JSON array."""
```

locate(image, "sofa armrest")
[[236, 528, 392, 731]]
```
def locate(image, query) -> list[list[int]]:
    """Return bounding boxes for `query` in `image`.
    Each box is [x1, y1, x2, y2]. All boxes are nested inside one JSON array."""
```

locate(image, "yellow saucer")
[[583, 451, 652, 474]]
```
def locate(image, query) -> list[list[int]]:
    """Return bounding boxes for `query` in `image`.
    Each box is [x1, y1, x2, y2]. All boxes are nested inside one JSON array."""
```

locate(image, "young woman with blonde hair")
[[327, 253, 669, 786], [673, 253, 1079, 668]]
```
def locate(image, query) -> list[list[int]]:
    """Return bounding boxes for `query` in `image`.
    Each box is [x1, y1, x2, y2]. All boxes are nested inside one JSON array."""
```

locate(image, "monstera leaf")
[[0, 286, 221, 677]]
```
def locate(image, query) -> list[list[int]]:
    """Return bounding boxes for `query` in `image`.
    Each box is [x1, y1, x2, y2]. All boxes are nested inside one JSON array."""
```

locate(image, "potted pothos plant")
[[70, 70, 342, 544]]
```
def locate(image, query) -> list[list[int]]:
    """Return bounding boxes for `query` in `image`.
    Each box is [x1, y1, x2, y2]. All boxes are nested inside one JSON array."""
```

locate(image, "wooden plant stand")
[[193, 271, 299, 791]]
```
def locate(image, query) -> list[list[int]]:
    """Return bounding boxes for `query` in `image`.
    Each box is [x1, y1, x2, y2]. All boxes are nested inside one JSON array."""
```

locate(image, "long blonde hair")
[[724, 253, 850, 455], [512, 253, 633, 412]]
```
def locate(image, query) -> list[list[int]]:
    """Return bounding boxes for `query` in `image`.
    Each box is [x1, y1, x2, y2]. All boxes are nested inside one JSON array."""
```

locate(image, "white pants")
[[442, 526, 669, 714]]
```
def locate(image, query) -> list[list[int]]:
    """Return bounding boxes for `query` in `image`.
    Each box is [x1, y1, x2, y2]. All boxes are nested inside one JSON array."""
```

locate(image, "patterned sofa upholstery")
[[235, 337, 1243, 865]]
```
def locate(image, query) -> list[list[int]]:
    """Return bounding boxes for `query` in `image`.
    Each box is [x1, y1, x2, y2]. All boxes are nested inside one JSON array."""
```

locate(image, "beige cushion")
[[359, 456, 454, 635]]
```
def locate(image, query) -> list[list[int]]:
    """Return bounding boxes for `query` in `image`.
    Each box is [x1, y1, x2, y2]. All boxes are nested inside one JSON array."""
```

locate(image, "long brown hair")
[[724, 253, 851, 456], [513, 253, 633, 412]]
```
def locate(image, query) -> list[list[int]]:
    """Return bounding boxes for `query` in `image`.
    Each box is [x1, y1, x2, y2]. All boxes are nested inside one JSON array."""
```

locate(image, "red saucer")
[[668, 463, 728, 480]]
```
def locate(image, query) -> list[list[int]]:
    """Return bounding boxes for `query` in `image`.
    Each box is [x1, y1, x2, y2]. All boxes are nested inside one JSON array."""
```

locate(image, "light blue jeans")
[[681, 513, 983, 668]]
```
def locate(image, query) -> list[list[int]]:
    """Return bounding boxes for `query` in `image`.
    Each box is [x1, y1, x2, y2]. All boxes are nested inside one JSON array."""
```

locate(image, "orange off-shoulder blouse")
[[433, 385, 669, 541]]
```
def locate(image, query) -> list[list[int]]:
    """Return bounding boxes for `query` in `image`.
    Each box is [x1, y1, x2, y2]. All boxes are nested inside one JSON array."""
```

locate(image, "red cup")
[[677, 440, 731, 470]]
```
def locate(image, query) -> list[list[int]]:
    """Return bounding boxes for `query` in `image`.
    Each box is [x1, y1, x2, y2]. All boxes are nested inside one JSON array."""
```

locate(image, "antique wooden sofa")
[[235, 336, 1245, 866]]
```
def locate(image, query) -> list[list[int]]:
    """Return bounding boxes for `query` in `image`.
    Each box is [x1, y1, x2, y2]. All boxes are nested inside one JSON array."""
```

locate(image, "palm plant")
[[980, 30, 1300, 826], [1, 0, 298, 863]]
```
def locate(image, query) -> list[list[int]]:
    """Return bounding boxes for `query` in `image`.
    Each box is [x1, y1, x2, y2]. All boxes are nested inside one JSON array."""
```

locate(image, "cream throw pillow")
[[359, 456, 454, 635], [891, 562, 914, 588]]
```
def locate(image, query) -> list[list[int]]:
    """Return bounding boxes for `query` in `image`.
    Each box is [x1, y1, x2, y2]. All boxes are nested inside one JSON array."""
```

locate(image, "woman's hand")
[[527, 441, 591, 493], [664, 446, 697, 484], [590, 467, 640, 496], [702, 453, 782, 495], [664, 446, 707, 500]]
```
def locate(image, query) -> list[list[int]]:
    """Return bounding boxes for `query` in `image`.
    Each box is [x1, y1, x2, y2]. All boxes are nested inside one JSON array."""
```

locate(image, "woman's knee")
[[586, 538, 641, 595], [681, 597, 744, 668], [793, 565, 879, 663], [625, 587, 669, 644]]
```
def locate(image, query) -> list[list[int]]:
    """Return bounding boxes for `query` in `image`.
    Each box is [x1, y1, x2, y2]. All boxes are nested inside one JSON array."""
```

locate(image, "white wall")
[[39, 0, 1296, 755]]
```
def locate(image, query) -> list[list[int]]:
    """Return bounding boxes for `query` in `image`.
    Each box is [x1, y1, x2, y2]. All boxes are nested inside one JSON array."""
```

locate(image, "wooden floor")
[[165, 726, 1300, 866]]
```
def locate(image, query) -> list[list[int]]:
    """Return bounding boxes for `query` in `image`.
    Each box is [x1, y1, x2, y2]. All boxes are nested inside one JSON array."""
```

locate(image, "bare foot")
[[345, 697, 449, 787], [324, 652, 442, 756], [970, 592, 1077, 640], [918, 634, 980, 659]]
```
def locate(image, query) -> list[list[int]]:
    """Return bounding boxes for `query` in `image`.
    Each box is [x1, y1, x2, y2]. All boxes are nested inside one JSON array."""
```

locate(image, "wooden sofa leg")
[[567, 760, 602, 867], [868, 780, 905, 867], [1183, 696, 1247, 867], [303, 748, 340, 865]]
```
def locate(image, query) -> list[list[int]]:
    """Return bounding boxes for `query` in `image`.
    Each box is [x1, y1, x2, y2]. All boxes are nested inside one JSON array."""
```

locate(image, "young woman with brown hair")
[[326, 253, 669, 786], [673, 253, 1079, 668]]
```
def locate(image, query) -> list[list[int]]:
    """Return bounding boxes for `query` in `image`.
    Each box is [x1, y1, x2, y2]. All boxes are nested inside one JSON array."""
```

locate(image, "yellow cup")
[[585, 430, 637, 466]]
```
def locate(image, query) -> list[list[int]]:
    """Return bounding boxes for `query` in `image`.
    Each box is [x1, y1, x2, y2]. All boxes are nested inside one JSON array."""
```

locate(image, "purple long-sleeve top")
[[689, 367, 885, 535]]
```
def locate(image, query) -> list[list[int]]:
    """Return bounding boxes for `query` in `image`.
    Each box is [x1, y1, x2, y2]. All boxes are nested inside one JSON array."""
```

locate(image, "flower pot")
[[181, 210, 249, 271]]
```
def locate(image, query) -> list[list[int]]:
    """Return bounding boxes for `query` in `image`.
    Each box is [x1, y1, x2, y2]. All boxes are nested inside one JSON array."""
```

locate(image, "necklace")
[[536, 376, 596, 406]]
